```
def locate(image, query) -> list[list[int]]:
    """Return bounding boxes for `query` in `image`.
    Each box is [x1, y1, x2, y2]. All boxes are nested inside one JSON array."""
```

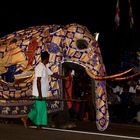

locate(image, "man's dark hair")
[[41, 51, 50, 61]]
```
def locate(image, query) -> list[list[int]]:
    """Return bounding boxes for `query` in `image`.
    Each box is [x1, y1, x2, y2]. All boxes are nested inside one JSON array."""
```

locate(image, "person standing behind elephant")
[[64, 69, 74, 120], [21, 51, 68, 129], [119, 84, 133, 122]]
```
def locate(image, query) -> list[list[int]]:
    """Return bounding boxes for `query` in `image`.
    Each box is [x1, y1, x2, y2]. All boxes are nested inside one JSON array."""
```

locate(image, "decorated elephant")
[[0, 23, 139, 131]]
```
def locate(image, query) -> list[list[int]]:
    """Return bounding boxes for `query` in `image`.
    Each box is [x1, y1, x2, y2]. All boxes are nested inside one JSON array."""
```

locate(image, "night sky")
[[0, 0, 139, 73]]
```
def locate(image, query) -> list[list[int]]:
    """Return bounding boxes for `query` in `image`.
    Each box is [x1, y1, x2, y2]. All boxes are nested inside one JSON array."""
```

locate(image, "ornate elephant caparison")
[[0, 23, 139, 131]]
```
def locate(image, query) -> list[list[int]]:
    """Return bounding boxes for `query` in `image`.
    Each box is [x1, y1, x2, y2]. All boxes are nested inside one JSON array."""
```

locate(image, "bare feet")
[[21, 117, 28, 128], [37, 126, 42, 130]]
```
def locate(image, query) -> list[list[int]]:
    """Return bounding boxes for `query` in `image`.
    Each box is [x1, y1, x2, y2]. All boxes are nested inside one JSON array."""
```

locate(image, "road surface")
[[0, 120, 140, 140]]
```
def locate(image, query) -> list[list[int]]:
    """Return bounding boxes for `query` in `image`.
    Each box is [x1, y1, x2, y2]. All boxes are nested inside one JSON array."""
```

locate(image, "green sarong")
[[28, 97, 47, 126]]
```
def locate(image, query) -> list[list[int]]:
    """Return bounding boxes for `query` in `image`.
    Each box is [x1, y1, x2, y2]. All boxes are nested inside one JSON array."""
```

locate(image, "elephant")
[[0, 23, 139, 131]]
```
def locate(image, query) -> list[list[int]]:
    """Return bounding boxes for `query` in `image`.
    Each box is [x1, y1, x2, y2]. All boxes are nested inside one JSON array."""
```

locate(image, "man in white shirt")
[[32, 61, 53, 99], [22, 51, 67, 129]]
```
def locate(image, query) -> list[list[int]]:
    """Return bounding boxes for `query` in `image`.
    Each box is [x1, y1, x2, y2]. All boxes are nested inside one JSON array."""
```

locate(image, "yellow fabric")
[[0, 67, 7, 74], [0, 47, 27, 67]]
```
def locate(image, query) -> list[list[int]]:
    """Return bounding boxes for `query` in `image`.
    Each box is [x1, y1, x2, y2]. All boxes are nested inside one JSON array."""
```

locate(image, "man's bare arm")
[[37, 77, 42, 100], [51, 73, 68, 80]]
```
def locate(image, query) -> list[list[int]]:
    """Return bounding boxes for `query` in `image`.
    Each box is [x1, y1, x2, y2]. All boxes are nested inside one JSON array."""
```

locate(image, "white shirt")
[[138, 79, 140, 84], [129, 86, 136, 93], [113, 85, 123, 94], [32, 62, 53, 97], [136, 84, 140, 90]]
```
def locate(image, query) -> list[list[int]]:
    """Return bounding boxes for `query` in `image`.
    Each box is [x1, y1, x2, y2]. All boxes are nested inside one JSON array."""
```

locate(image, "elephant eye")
[[76, 39, 88, 50]]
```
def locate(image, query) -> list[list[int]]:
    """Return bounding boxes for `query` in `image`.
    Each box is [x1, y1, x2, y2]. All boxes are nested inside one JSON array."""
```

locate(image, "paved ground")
[[1, 120, 140, 140]]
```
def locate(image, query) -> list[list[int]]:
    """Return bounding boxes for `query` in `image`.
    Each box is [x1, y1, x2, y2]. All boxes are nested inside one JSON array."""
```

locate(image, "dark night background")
[[0, 0, 139, 74]]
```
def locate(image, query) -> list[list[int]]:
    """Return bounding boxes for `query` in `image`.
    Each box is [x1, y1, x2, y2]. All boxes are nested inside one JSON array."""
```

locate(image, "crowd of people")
[[107, 78, 140, 123]]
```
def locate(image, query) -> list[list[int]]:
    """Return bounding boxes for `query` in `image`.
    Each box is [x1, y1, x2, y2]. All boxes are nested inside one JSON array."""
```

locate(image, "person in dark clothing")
[[119, 84, 133, 122]]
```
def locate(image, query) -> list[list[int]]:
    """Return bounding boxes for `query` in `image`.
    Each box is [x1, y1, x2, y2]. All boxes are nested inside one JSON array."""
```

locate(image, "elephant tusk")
[[86, 68, 133, 80], [112, 71, 140, 81]]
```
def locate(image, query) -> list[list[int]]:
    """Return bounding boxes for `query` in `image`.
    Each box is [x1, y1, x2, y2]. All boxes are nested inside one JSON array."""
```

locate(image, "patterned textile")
[[0, 23, 109, 131], [2, 65, 16, 82]]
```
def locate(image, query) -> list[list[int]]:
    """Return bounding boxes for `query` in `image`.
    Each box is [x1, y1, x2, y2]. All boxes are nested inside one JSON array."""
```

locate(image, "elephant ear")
[[47, 42, 60, 54]]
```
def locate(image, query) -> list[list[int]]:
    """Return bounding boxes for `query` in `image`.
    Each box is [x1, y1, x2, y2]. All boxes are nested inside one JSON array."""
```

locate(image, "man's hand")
[[52, 73, 69, 80], [64, 76, 69, 80]]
